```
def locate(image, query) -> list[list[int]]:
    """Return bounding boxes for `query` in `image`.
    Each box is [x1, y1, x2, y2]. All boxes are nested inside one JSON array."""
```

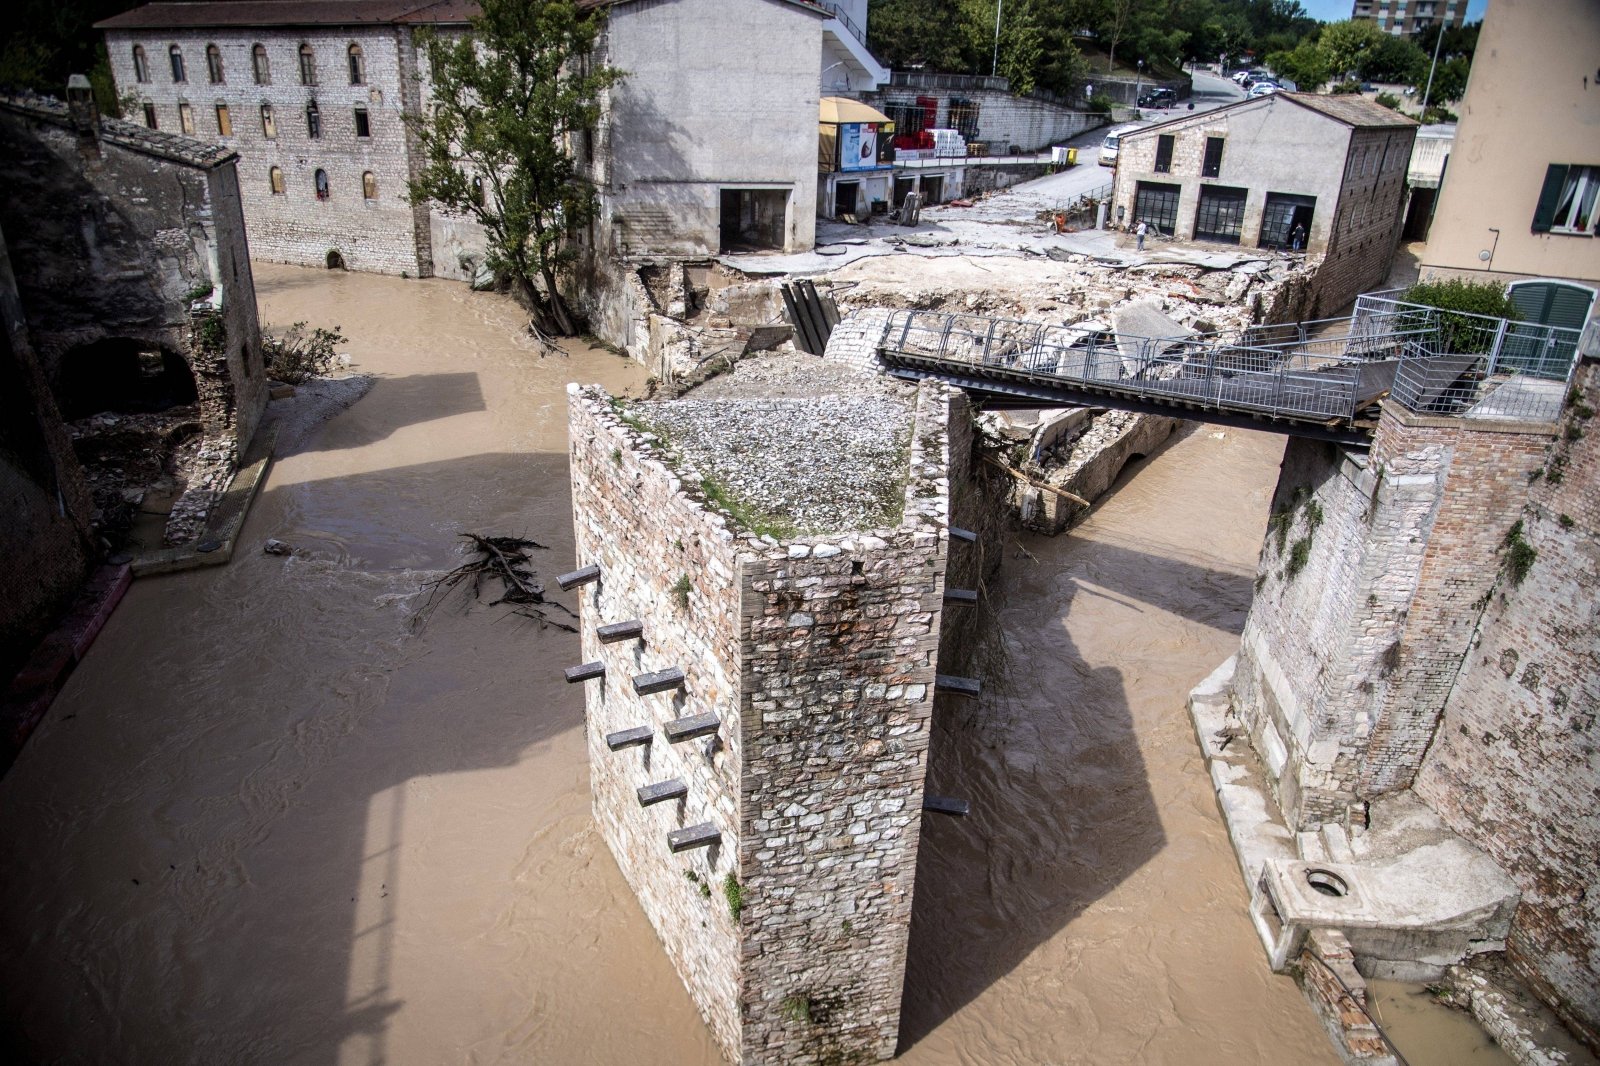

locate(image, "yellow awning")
[[819, 96, 891, 125]]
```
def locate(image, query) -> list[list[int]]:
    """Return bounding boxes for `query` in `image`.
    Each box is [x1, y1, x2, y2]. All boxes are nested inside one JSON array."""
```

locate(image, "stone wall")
[[1413, 362, 1600, 1048], [1312, 126, 1413, 317], [855, 86, 1103, 154], [0, 96, 266, 454], [568, 377, 956, 1063], [0, 223, 95, 681], [1233, 403, 1557, 829], [106, 26, 433, 276]]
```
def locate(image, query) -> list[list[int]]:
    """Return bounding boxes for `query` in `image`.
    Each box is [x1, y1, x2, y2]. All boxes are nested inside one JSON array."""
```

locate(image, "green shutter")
[[1531, 164, 1569, 232]]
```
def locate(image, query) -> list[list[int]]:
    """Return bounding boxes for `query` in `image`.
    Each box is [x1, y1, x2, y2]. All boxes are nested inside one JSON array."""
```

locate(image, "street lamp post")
[[1135, 59, 1144, 105], [991, 0, 1004, 78], [1419, 23, 1446, 115]]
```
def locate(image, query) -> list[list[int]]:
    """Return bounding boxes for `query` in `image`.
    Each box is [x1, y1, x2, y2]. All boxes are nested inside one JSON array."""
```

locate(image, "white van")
[[1099, 124, 1143, 167]]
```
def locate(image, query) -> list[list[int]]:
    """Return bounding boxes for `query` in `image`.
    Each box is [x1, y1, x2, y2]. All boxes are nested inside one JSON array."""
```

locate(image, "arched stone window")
[[298, 43, 316, 86], [362, 171, 377, 200], [260, 103, 276, 138], [314, 169, 330, 201], [206, 44, 224, 83], [132, 45, 150, 83], [347, 43, 365, 85], [169, 45, 186, 83], [252, 43, 270, 85], [269, 166, 285, 194], [305, 100, 321, 138], [472, 176, 485, 206]]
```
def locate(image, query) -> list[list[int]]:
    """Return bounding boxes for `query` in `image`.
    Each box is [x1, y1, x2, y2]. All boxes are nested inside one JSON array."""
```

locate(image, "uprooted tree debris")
[[416, 534, 578, 631]]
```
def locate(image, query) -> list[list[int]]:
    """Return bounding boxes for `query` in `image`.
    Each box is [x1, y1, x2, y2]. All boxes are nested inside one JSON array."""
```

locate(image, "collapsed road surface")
[[0, 265, 1336, 1065]]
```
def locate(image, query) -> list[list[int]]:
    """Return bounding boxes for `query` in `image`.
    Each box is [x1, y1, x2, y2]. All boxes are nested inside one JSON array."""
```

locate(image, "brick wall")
[[1234, 403, 1557, 829], [1311, 126, 1412, 316], [1413, 363, 1600, 1048], [568, 379, 955, 1063]]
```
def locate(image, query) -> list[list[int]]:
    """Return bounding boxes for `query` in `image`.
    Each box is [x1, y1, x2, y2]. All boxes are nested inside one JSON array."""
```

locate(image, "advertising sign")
[[840, 122, 879, 172]]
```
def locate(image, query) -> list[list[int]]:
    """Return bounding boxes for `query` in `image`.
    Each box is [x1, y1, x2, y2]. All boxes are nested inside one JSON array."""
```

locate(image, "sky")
[[1300, 0, 1489, 22]]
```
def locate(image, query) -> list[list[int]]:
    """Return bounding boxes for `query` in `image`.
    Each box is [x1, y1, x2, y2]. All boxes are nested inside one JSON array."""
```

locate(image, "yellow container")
[[1066, 147, 1078, 165]]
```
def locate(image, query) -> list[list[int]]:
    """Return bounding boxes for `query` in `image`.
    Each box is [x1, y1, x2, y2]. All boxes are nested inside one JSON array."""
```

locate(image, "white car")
[[1248, 82, 1281, 97], [1098, 123, 1146, 167]]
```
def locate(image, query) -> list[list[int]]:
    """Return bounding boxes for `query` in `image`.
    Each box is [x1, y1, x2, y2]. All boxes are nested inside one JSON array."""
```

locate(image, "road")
[[1014, 70, 1246, 206]]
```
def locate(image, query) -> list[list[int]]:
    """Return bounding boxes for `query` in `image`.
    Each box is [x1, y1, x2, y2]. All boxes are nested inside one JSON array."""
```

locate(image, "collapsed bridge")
[[877, 292, 1582, 445]]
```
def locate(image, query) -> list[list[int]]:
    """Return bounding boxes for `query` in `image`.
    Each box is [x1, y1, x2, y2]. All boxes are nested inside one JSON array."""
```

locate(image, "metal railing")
[[879, 297, 1579, 436], [816, 0, 869, 49], [1357, 292, 1580, 423]]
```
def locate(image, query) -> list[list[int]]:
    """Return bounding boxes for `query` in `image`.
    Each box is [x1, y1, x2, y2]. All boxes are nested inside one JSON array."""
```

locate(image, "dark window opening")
[[206, 44, 223, 84], [143, 102, 158, 129], [1194, 185, 1248, 244], [1133, 180, 1181, 236], [252, 44, 270, 85], [1203, 137, 1225, 178], [472, 176, 485, 206], [353, 106, 370, 137], [261, 103, 276, 138], [1260, 192, 1316, 249], [314, 168, 330, 201], [306, 101, 321, 138], [347, 43, 365, 85], [718, 188, 787, 253], [298, 43, 316, 86], [894, 176, 915, 208], [947, 97, 980, 141], [326, 248, 345, 269], [55, 340, 198, 420], [133, 45, 150, 83], [834, 181, 860, 218], [169, 46, 186, 83], [920, 175, 945, 204], [1154, 135, 1174, 174]]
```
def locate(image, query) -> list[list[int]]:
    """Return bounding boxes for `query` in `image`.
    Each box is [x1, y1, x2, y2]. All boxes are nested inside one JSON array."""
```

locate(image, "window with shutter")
[[1531, 164, 1570, 233]]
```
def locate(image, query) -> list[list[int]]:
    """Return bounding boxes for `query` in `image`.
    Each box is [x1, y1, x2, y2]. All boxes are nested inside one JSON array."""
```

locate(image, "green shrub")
[[723, 874, 743, 920], [1087, 96, 1113, 115], [263, 320, 346, 383], [1374, 91, 1401, 110], [1330, 80, 1362, 95], [1400, 279, 1520, 354]]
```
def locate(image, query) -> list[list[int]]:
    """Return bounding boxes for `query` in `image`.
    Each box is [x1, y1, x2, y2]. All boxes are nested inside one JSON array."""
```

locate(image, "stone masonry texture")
[[1413, 362, 1600, 1050], [569, 376, 957, 1064]]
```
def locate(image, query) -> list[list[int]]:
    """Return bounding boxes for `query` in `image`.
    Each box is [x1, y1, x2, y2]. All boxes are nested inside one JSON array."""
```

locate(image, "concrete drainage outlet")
[[1306, 869, 1349, 898]]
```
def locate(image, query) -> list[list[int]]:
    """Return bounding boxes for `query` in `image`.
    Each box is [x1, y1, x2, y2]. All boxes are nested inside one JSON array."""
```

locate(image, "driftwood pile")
[[417, 533, 578, 632]]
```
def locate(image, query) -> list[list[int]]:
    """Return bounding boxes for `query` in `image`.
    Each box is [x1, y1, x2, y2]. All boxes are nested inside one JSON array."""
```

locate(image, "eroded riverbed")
[[2, 265, 1338, 1065]]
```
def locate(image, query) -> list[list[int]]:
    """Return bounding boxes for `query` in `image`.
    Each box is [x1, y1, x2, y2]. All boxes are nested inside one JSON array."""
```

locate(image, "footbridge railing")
[[878, 298, 1581, 441]]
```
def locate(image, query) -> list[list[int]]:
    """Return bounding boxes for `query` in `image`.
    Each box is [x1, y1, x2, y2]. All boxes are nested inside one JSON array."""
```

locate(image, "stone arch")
[[53, 338, 197, 420], [326, 248, 346, 270]]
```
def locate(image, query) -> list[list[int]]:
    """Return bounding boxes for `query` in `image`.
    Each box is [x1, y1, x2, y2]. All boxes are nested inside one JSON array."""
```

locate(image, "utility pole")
[[992, 0, 1004, 77], [1420, 22, 1445, 114]]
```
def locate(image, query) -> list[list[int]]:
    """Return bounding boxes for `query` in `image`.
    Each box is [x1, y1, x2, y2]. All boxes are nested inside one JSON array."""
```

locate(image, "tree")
[[1420, 54, 1471, 105], [867, 0, 980, 73], [409, 0, 620, 336], [1358, 31, 1425, 83], [1266, 36, 1330, 90], [1316, 19, 1385, 81]]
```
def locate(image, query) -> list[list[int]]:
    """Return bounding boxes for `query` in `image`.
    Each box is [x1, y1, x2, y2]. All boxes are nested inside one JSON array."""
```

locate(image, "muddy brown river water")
[[4, 265, 1360, 1064]]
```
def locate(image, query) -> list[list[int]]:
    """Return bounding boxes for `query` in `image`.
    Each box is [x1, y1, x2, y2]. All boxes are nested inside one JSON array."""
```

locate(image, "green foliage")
[[698, 475, 797, 541], [184, 282, 217, 303], [1285, 537, 1312, 579], [722, 874, 743, 920], [1266, 37, 1331, 91], [1316, 19, 1385, 80], [193, 315, 227, 354], [780, 995, 811, 1025], [1502, 520, 1536, 586], [1330, 79, 1362, 94], [670, 574, 692, 611], [1358, 31, 1426, 83], [1559, 514, 1576, 529], [263, 321, 346, 383], [1420, 55, 1471, 105], [1374, 91, 1401, 110], [1400, 278, 1519, 354], [408, 0, 621, 335]]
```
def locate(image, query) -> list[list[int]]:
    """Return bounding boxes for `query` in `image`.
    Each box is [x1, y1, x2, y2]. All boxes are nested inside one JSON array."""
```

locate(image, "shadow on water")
[[898, 433, 1263, 1050], [275, 372, 487, 457], [0, 450, 588, 1066]]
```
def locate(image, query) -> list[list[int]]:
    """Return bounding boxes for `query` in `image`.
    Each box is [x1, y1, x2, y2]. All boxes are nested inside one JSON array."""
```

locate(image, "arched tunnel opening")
[[55, 339, 198, 420]]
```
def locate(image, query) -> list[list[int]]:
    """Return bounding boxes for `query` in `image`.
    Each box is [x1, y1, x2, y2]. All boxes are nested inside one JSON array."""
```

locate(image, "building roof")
[[1121, 89, 1419, 141], [95, 0, 475, 31], [0, 93, 239, 169], [575, 0, 828, 14]]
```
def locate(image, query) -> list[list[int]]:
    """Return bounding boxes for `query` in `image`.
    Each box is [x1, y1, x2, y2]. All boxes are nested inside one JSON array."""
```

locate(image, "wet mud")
[[4, 266, 1339, 1065]]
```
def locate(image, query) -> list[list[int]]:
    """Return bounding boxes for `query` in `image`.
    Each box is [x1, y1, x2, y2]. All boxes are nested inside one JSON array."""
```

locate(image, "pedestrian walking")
[[1290, 222, 1306, 251], [1135, 219, 1148, 251]]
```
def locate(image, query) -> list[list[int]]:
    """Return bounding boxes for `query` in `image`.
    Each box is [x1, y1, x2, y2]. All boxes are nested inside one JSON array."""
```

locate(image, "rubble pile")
[[642, 386, 913, 535]]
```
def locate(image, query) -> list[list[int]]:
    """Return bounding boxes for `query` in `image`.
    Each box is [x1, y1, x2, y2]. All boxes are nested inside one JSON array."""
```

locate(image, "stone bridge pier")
[[566, 379, 980, 1064]]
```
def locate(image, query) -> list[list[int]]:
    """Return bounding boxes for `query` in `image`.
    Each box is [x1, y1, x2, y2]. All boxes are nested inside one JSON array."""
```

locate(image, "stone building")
[[1208, 301, 1600, 1049], [1350, 0, 1467, 39], [97, 0, 482, 279], [1418, 0, 1600, 332], [1111, 92, 1415, 316], [0, 86, 266, 538], [566, 357, 979, 1062]]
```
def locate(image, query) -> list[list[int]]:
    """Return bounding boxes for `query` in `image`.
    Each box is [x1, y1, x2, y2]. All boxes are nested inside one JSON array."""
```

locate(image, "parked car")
[[1098, 123, 1145, 167], [1247, 82, 1281, 98], [1139, 87, 1178, 108]]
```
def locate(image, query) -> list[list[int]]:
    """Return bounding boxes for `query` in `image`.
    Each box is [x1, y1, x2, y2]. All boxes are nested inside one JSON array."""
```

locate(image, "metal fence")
[[1356, 292, 1580, 422], [880, 297, 1581, 433]]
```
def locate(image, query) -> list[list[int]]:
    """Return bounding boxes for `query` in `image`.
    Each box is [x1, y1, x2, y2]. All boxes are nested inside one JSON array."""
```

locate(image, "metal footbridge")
[[877, 293, 1581, 446]]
